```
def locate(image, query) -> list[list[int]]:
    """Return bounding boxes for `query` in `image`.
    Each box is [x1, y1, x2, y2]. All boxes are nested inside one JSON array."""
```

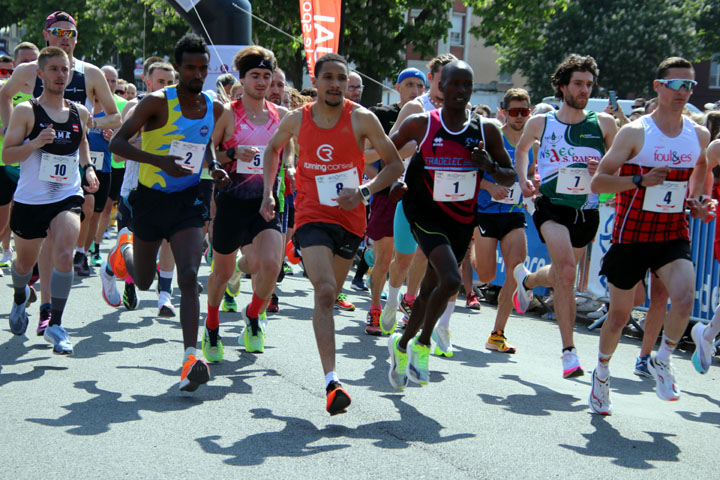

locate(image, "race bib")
[[642, 181, 687, 213], [556, 167, 591, 195], [433, 170, 477, 202], [315, 167, 359, 206], [236, 146, 265, 174], [39, 152, 78, 184], [89, 151, 104, 171], [497, 182, 522, 205], [169, 140, 205, 174]]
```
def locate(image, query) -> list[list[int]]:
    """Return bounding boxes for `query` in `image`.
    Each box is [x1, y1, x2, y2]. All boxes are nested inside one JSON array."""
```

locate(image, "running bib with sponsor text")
[[236, 146, 265, 175], [642, 181, 687, 213], [556, 167, 591, 195], [315, 167, 359, 207], [170, 139, 205, 174], [497, 182, 522, 205], [433, 170, 477, 202], [39, 152, 78, 184], [89, 151, 104, 171]]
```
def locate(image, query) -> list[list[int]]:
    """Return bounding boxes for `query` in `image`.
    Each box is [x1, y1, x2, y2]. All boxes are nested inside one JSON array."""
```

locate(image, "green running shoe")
[[388, 333, 409, 390], [202, 326, 224, 363], [408, 337, 430, 385], [241, 306, 265, 353], [221, 291, 237, 312], [226, 268, 242, 297]]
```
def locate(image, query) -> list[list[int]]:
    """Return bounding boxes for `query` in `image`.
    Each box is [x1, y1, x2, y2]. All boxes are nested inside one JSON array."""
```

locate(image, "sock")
[[324, 371, 339, 389], [705, 306, 720, 342], [206, 304, 220, 330], [562, 345, 575, 353], [387, 285, 401, 309], [436, 301, 456, 329], [124, 275, 134, 285], [158, 269, 173, 294], [370, 304, 382, 312], [656, 333, 678, 363], [49, 269, 73, 326], [247, 292, 267, 318], [403, 293, 416, 303], [596, 351, 612, 380], [76, 247, 85, 256], [11, 264, 32, 305], [184, 346, 197, 362]]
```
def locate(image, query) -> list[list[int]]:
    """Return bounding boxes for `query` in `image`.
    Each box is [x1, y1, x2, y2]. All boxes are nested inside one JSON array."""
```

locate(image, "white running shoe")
[[380, 298, 398, 335], [43, 324, 73, 355], [100, 261, 121, 307], [691, 322, 713, 374], [561, 348, 584, 378], [512, 264, 533, 314], [431, 325, 453, 357], [648, 355, 680, 401], [588, 369, 612, 415]]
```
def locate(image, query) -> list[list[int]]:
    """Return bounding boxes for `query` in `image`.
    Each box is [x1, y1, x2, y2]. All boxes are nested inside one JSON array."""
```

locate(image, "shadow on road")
[[676, 390, 720, 428], [195, 394, 475, 466], [477, 374, 587, 415]]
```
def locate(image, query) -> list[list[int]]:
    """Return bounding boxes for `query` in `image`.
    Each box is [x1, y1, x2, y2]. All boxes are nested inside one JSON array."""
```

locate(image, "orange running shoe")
[[326, 381, 351, 415], [108, 227, 133, 279], [179, 354, 210, 392]]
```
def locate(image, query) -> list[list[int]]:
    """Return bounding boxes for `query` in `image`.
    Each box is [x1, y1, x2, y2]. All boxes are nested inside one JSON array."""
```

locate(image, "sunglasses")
[[655, 78, 697, 91], [47, 27, 77, 38], [115, 90, 126, 95], [507, 107, 531, 117], [0, 68, 13, 75]]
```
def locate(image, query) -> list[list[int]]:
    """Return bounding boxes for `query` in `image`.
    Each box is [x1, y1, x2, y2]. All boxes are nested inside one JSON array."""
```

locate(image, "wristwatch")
[[359, 185, 371, 205], [225, 147, 236, 161], [632, 174, 643, 189]]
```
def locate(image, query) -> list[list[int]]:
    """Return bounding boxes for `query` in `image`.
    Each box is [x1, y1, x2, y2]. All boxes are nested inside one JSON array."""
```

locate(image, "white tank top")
[[627, 115, 700, 169]]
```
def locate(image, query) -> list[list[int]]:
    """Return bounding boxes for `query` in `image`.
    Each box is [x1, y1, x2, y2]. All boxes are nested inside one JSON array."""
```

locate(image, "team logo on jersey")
[[72, 124, 79, 132], [432, 137, 444, 147], [200, 125, 209, 137], [317, 144, 334, 162], [543, 131, 560, 146], [465, 137, 480, 148]]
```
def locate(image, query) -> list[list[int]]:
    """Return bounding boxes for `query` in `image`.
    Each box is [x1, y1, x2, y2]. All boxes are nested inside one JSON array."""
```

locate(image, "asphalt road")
[[1, 240, 718, 478]]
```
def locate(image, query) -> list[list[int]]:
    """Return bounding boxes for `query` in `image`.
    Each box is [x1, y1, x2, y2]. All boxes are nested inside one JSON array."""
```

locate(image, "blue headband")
[[397, 68, 425, 86]]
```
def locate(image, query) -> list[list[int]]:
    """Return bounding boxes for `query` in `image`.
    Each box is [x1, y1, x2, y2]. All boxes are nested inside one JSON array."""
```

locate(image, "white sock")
[[76, 247, 85, 255], [436, 301, 456, 329], [656, 333, 678, 363], [704, 306, 720, 342], [596, 351, 611, 380], [387, 285, 401, 309], [324, 371, 339, 388]]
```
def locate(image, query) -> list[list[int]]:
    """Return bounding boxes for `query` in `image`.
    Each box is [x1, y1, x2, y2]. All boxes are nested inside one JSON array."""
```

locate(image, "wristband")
[[84, 163, 96, 173]]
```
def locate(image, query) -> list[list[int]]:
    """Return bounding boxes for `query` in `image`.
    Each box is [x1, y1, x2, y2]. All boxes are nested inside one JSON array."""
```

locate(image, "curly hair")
[[550, 54, 599, 100], [174, 33, 209, 66], [427, 53, 457, 74]]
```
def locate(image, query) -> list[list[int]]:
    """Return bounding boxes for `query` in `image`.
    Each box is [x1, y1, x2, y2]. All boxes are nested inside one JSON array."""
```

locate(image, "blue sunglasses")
[[655, 78, 697, 91]]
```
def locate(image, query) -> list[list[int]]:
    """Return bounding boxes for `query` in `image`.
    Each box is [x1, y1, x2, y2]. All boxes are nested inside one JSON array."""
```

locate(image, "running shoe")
[[399, 314, 409, 330], [407, 337, 430, 385], [123, 282, 138, 310], [259, 311, 268, 331], [633, 354, 652, 378], [282, 262, 293, 275], [202, 326, 224, 363], [25, 284, 37, 307], [204, 245, 213, 266], [242, 306, 265, 353], [43, 324, 73, 355], [326, 381, 351, 415], [485, 330, 517, 353], [431, 326, 453, 357], [512, 264, 533, 314], [380, 300, 397, 336], [9, 285, 29, 336], [399, 294, 414, 317], [648, 355, 680, 401], [36, 303, 51, 336], [109, 227, 132, 279], [691, 322, 713, 374], [365, 307, 382, 336], [179, 354, 210, 392], [74, 252, 90, 277], [387, 333, 409, 390], [221, 291, 237, 312], [226, 268, 242, 297], [335, 292, 355, 311], [90, 250, 103, 267], [351, 278, 369, 292], [100, 261, 121, 307], [266, 293, 279, 313], [0, 247, 13, 267], [466, 291, 481, 310], [588, 369, 612, 415], [380, 290, 387, 300], [561, 348, 584, 378], [158, 293, 176, 318]]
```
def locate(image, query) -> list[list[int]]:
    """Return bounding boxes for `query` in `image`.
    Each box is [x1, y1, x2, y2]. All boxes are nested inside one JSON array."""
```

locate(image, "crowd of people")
[[1, 10, 719, 416]]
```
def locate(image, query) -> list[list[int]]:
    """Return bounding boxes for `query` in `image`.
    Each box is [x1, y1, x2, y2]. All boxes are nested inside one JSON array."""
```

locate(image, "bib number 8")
[[336, 182, 344, 194]]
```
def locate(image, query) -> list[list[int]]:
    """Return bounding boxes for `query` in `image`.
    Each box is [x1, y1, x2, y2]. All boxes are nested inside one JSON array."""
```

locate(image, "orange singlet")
[[295, 99, 366, 238]]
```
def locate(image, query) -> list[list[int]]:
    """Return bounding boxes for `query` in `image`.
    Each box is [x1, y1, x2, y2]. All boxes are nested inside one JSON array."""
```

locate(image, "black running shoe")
[[123, 282, 138, 310], [326, 381, 351, 415]]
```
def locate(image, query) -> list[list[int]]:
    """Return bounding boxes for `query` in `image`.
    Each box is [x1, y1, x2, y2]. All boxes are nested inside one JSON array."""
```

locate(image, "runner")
[[347, 71, 363, 104], [260, 53, 404, 414], [102, 33, 229, 391], [386, 60, 515, 389], [362, 67, 425, 335], [204, 46, 292, 361], [512, 54, 617, 378], [4, 46, 99, 353], [473, 88, 535, 354]]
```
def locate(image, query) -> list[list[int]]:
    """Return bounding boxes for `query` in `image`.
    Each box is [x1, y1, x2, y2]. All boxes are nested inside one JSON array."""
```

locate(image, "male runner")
[[4, 46, 99, 353], [588, 57, 709, 414], [347, 71, 363, 104], [386, 60, 515, 389], [103, 33, 229, 392], [267, 68, 286, 106], [260, 53, 404, 414], [473, 88, 535, 354], [362, 67, 425, 335], [513, 54, 617, 378], [204, 46, 291, 361]]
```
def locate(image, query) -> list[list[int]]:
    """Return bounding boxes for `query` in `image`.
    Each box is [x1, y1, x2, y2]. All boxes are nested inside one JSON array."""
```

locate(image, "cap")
[[45, 11, 76, 30], [397, 68, 425, 86]]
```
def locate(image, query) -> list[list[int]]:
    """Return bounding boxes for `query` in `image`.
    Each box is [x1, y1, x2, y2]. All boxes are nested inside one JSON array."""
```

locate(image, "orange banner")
[[300, 0, 342, 77]]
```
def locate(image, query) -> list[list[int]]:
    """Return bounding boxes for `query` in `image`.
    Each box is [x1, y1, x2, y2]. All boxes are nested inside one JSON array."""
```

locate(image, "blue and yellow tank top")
[[476, 132, 533, 214], [139, 85, 213, 193]]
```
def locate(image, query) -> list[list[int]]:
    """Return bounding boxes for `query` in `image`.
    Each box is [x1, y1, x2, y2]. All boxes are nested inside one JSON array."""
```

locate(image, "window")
[[450, 13, 464, 46], [710, 54, 720, 88]]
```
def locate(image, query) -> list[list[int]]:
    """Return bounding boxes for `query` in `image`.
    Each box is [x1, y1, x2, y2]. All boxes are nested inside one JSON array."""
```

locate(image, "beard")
[[564, 93, 588, 110]]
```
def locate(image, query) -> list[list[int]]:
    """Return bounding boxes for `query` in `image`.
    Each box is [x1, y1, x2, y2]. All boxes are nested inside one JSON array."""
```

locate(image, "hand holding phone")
[[609, 90, 618, 110]]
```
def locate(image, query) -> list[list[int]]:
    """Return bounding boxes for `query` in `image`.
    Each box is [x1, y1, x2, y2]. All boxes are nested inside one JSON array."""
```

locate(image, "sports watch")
[[359, 185, 371, 205], [632, 174, 643, 189]]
